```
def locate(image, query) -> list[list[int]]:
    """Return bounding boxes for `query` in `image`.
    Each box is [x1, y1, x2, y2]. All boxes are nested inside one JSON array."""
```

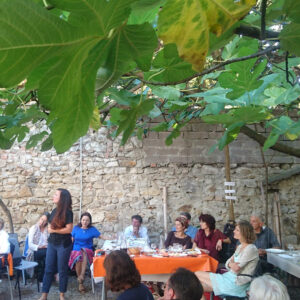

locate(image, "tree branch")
[[260, 0, 267, 40], [141, 45, 280, 86], [240, 125, 300, 158], [235, 25, 279, 40]]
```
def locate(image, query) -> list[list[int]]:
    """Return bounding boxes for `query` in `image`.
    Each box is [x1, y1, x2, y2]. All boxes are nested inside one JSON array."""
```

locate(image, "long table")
[[92, 254, 218, 300], [267, 252, 300, 278]]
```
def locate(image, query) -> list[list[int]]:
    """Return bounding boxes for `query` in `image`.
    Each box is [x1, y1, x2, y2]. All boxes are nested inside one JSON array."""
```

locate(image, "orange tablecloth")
[[93, 254, 218, 277]]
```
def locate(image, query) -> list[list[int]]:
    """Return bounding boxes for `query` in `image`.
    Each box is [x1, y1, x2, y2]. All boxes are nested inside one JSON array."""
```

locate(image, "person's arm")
[[165, 231, 173, 248], [48, 223, 73, 234], [28, 226, 39, 251], [0, 231, 10, 254], [237, 245, 259, 269]]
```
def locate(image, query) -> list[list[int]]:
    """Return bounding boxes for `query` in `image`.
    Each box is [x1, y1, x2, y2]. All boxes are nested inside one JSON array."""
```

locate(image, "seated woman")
[[165, 217, 193, 249], [68, 212, 102, 293], [196, 220, 259, 299], [0, 218, 12, 276], [26, 212, 50, 284], [193, 214, 230, 261], [104, 250, 154, 300], [248, 274, 290, 300], [0, 218, 10, 255]]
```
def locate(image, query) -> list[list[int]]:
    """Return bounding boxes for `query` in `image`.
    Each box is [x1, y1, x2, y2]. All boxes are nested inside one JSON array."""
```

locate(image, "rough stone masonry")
[[0, 121, 299, 247]]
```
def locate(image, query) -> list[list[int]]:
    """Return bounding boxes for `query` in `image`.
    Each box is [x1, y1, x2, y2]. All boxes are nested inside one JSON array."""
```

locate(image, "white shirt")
[[0, 229, 10, 254], [28, 225, 49, 252], [124, 225, 149, 242]]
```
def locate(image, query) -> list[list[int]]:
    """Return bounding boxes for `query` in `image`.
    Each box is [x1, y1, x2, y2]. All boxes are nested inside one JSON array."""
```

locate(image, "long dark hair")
[[104, 250, 141, 291], [78, 212, 92, 228], [51, 188, 72, 229]]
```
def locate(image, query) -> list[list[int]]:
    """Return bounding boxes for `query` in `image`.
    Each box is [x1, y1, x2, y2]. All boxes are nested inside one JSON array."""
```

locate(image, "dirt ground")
[[0, 272, 299, 300]]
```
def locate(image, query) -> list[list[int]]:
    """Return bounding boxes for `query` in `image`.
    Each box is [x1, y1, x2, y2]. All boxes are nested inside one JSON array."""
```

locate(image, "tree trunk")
[[0, 197, 14, 233]]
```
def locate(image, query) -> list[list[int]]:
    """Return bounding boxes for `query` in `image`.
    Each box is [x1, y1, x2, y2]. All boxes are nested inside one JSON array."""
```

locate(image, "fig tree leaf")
[[158, 0, 255, 71]]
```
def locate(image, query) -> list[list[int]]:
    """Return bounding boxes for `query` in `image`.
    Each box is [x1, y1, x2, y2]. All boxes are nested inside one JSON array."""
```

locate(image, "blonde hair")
[[249, 275, 290, 300], [237, 220, 256, 244]]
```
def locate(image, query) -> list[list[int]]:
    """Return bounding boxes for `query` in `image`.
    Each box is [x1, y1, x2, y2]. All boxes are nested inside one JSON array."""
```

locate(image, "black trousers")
[[34, 248, 47, 282]]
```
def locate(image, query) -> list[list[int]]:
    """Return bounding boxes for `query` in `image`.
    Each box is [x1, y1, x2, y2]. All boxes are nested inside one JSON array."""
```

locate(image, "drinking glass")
[[287, 244, 294, 255]]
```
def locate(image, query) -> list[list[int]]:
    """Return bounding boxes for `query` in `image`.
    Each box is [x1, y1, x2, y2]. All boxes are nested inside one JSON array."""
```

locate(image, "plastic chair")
[[8, 234, 38, 300], [0, 257, 14, 300]]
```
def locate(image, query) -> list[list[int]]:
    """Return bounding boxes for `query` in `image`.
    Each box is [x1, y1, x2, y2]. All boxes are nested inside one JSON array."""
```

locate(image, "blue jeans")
[[42, 242, 72, 293]]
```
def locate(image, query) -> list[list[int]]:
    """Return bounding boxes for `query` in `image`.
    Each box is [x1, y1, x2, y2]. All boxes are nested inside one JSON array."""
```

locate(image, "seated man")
[[124, 215, 149, 242], [172, 212, 198, 240], [158, 268, 203, 300], [248, 274, 290, 300], [250, 214, 280, 272]]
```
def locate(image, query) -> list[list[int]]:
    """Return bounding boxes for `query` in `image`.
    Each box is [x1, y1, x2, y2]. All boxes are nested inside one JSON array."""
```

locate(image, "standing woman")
[[68, 212, 101, 293], [39, 189, 73, 300]]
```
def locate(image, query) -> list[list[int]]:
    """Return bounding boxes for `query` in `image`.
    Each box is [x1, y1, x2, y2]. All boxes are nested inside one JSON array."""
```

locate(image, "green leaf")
[[48, 0, 136, 35], [283, 0, 300, 23], [148, 105, 162, 119], [165, 128, 181, 145], [0, 132, 13, 149], [41, 135, 54, 151], [151, 122, 169, 132], [128, 0, 164, 25], [263, 132, 280, 151], [218, 122, 243, 150], [145, 44, 196, 83], [150, 86, 181, 100], [96, 23, 157, 93], [202, 106, 271, 125], [219, 58, 267, 99], [280, 23, 300, 56], [26, 131, 48, 149]]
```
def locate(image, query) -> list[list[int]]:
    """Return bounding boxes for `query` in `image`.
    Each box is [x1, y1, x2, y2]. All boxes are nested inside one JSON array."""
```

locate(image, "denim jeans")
[[42, 242, 72, 293]]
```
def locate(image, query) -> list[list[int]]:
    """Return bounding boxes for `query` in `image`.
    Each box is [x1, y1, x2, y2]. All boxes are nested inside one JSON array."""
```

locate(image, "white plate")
[[266, 248, 285, 254]]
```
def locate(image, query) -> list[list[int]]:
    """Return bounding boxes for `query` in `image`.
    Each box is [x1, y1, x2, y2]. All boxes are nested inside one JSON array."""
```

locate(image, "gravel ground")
[[0, 274, 100, 300]]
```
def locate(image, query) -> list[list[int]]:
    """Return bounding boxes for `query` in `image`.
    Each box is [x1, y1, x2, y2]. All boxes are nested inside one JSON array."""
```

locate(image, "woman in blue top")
[[104, 250, 154, 300], [68, 212, 100, 293]]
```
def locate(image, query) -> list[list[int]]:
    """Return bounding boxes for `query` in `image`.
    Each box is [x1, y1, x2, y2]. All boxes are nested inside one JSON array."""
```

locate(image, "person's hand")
[[230, 261, 241, 273], [48, 224, 55, 233], [132, 226, 139, 237], [38, 245, 47, 249], [216, 239, 223, 251], [258, 248, 266, 256]]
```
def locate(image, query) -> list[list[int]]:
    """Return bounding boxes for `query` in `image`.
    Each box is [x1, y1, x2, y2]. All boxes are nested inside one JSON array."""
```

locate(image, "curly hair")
[[199, 214, 216, 231], [175, 216, 189, 229], [237, 220, 256, 244], [104, 250, 141, 291]]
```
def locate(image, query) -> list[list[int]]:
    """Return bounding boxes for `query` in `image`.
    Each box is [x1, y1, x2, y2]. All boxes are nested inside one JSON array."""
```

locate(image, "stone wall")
[[0, 121, 299, 246]]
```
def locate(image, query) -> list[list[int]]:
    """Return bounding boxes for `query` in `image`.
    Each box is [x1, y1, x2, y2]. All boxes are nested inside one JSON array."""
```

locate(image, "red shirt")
[[194, 229, 226, 261]]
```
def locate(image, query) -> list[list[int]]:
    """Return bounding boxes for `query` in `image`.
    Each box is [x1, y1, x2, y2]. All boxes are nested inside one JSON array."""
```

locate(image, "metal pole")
[[79, 137, 83, 219], [163, 187, 168, 239]]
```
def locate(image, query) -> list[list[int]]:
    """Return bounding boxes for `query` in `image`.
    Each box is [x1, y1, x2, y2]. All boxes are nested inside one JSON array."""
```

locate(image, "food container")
[[128, 247, 141, 255]]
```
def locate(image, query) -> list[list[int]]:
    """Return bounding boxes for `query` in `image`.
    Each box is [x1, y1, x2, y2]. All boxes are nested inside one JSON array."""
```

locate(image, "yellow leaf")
[[286, 132, 298, 140], [158, 0, 255, 71], [90, 107, 101, 130]]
